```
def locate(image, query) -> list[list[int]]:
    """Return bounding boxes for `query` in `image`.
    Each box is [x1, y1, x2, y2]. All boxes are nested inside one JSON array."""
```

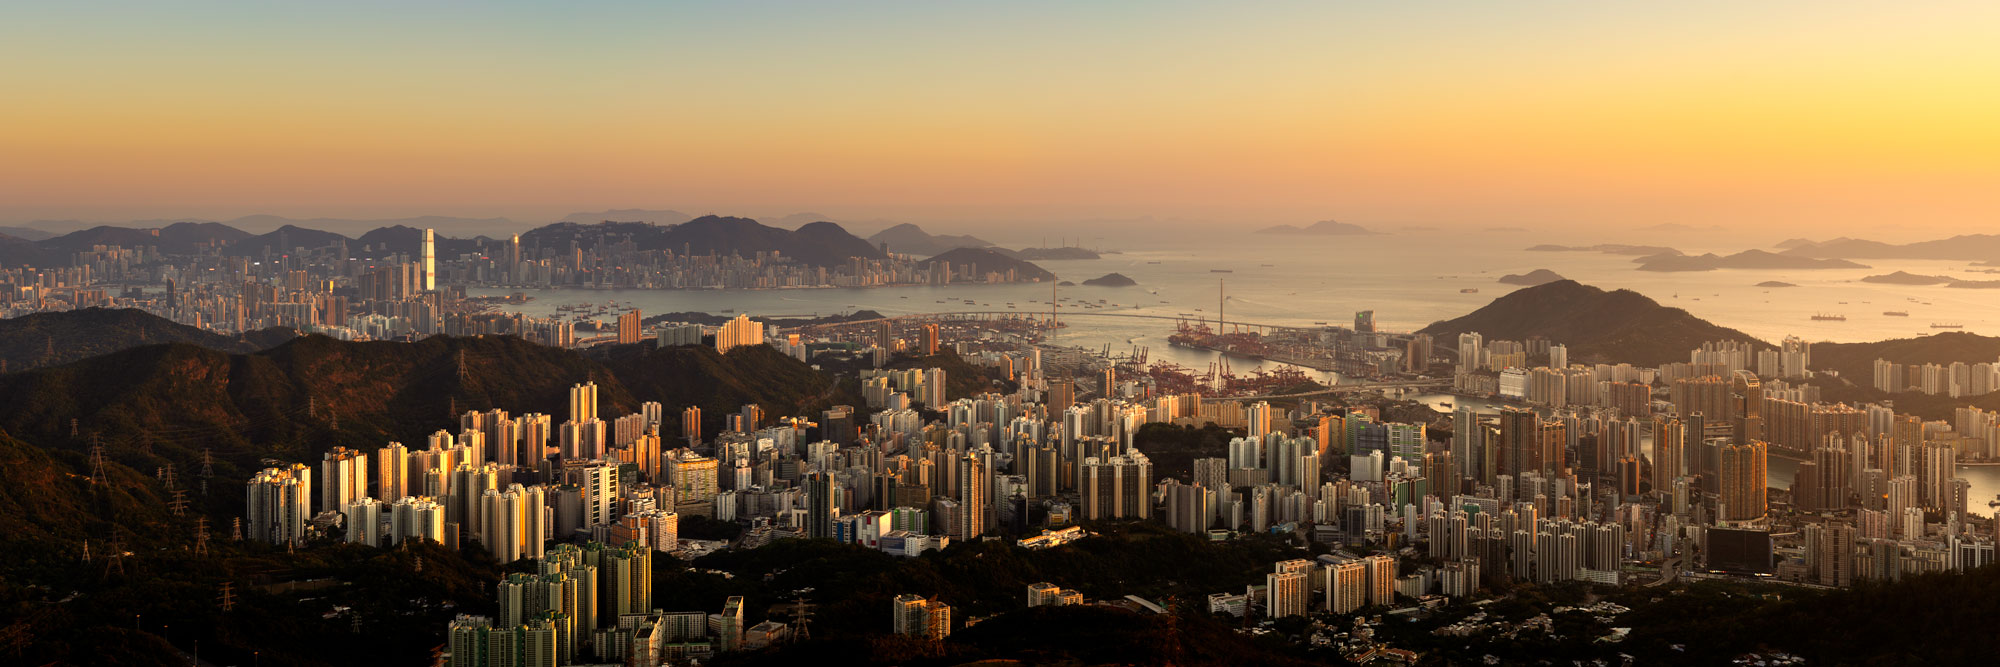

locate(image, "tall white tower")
[[422, 228, 437, 291]]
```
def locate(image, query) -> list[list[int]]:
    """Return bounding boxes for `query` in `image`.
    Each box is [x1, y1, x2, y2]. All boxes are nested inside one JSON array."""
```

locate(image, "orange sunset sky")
[[3, 1, 1997, 235]]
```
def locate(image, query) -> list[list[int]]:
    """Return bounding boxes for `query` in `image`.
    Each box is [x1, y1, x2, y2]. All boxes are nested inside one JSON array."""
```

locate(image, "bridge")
[[1229, 378, 1452, 401], [799, 309, 1402, 336]]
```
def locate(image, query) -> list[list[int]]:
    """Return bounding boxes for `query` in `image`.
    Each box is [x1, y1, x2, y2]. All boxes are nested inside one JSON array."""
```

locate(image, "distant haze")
[[4, 3, 1998, 240]]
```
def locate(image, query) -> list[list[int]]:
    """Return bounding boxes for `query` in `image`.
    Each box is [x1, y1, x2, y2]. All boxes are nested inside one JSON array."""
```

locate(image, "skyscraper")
[[806, 471, 836, 539], [569, 382, 598, 424], [422, 228, 436, 291], [1327, 560, 1368, 613], [1719, 440, 1768, 521], [1265, 569, 1308, 618], [616, 309, 642, 345], [247, 464, 311, 546], [891, 595, 951, 640], [716, 314, 764, 354], [378, 441, 410, 502], [956, 454, 988, 540], [321, 446, 369, 515]]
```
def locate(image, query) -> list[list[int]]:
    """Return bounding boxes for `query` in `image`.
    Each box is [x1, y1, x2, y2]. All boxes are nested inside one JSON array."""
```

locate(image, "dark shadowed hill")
[[0, 232, 57, 267], [921, 247, 1055, 281], [227, 224, 355, 257], [558, 208, 694, 225], [1418, 280, 1768, 366], [517, 215, 885, 267], [39, 221, 251, 254], [1809, 331, 2000, 383], [883, 348, 1019, 402], [0, 428, 169, 556], [352, 224, 484, 257], [0, 308, 297, 372], [0, 334, 832, 480]]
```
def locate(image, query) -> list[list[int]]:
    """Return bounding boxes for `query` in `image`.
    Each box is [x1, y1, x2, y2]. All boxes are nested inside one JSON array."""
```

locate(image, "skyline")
[[6, 2, 2000, 236]]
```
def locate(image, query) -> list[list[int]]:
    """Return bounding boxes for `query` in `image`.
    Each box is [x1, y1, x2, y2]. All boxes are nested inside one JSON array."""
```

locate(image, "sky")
[[2, 1, 1997, 237]]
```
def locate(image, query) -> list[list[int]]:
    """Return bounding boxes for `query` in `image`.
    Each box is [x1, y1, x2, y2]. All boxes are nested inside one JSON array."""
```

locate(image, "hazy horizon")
[[6, 2, 1998, 238]]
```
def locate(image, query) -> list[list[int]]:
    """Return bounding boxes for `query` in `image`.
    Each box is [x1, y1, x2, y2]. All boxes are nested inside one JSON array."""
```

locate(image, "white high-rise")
[[320, 447, 368, 515], [247, 464, 312, 546]]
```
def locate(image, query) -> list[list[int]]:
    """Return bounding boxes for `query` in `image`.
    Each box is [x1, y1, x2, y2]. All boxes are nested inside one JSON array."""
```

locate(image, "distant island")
[[1856, 271, 2000, 289], [921, 247, 1056, 282], [1861, 271, 1953, 285], [1638, 222, 1723, 232], [1255, 220, 1378, 235], [1081, 272, 1137, 287], [1635, 249, 1867, 272], [867, 222, 993, 256], [1526, 243, 1678, 256], [1781, 234, 2000, 261], [1756, 281, 1797, 288], [1014, 247, 1102, 260], [1497, 269, 1566, 286]]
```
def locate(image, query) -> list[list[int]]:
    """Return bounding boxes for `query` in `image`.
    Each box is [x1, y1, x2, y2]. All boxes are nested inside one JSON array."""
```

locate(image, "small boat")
[[1812, 313, 1846, 321], [1146, 261, 1162, 264], [1210, 269, 1233, 273], [1932, 323, 1964, 329], [1883, 311, 1909, 317], [1460, 288, 1479, 294]]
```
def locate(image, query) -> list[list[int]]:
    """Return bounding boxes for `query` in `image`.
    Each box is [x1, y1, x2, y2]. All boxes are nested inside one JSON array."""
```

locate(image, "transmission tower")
[[200, 449, 214, 495], [194, 518, 211, 557], [169, 489, 187, 517], [103, 535, 126, 578], [163, 463, 178, 490], [231, 517, 243, 541], [80, 539, 91, 563], [69, 418, 78, 439], [87, 436, 107, 487], [785, 592, 815, 642], [218, 583, 235, 612]]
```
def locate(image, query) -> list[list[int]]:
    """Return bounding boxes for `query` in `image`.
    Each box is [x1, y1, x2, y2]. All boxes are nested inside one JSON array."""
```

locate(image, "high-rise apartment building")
[[1719, 440, 1768, 521], [569, 382, 599, 425], [715, 314, 764, 354], [248, 464, 312, 546]]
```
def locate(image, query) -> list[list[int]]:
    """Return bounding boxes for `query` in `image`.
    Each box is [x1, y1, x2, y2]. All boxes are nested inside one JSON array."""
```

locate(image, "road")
[[1647, 556, 1682, 587]]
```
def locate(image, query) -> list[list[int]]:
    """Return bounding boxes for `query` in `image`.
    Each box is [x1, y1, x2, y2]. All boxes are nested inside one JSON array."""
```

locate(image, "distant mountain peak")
[[1255, 220, 1378, 235]]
